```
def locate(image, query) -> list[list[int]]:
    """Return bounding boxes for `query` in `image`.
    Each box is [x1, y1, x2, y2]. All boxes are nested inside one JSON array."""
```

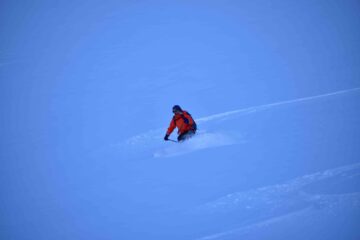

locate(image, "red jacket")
[[166, 111, 196, 135]]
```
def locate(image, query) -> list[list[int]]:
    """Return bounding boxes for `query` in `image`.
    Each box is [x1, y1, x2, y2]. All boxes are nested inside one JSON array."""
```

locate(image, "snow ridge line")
[[196, 87, 360, 123], [196, 162, 360, 240], [203, 162, 360, 210], [196, 207, 314, 240]]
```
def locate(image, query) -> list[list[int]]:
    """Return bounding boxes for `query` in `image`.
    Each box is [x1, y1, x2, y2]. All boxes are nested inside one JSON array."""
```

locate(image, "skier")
[[164, 105, 197, 142]]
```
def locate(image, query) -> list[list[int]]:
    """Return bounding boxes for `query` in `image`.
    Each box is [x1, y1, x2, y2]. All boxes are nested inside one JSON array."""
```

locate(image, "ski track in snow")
[[114, 88, 360, 158], [195, 162, 360, 240], [197, 87, 360, 123]]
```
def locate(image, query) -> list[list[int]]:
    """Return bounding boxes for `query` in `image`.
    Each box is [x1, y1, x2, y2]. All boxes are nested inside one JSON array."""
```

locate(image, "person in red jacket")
[[164, 105, 197, 142]]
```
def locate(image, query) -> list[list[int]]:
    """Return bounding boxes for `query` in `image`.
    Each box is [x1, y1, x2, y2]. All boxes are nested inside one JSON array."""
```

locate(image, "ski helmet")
[[172, 105, 182, 113]]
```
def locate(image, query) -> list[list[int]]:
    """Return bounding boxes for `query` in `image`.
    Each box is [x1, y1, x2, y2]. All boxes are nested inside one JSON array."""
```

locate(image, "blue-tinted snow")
[[1, 1, 360, 240]]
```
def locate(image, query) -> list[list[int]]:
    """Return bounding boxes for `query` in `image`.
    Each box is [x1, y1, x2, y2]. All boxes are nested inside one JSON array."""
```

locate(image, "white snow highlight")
[[196, 88, 360, 123], [153, 132, 237, 158]]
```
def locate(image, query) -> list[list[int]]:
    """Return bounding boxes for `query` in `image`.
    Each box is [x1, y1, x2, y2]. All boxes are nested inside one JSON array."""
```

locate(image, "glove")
[[164, 134, 169, 141]]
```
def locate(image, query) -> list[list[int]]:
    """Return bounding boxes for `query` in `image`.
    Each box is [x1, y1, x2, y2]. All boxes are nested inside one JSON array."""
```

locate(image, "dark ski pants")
[[177, 130, 196, 142]]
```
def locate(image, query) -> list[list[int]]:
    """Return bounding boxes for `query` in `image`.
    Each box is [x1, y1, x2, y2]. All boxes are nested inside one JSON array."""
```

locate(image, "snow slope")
[[1, 1, 360, 240]]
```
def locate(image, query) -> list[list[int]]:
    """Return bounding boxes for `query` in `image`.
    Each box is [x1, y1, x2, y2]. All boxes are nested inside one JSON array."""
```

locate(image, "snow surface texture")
[[197, 163, 360, 240], [1, 1, 360, 240]]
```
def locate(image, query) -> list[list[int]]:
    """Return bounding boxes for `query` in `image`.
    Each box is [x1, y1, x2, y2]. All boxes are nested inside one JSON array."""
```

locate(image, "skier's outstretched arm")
[[164, 119, 176, 141]]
